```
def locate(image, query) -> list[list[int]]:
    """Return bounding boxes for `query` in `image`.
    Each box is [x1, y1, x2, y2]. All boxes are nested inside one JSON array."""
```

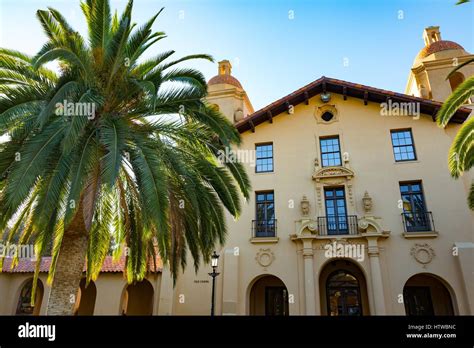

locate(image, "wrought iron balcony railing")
[[401, 211, 435, 232], [252, 219, 277, 238], [317, 215, 358, 236]]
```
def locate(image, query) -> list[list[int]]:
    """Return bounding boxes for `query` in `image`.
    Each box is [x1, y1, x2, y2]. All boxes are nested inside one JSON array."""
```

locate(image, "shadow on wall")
[[403, 273, 456, 315], [248, 275, 289, 316], [73, 278, 97, 315], [120, 279, 154, 315], [14, 278, 44, 315]]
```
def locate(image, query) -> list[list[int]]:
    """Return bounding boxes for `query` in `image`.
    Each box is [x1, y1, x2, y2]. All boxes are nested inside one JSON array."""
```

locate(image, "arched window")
[[449, 72, 464, 92], [16, 279, 44, 315], [449, 72, 472, 103], [326, 270, 362, 316]]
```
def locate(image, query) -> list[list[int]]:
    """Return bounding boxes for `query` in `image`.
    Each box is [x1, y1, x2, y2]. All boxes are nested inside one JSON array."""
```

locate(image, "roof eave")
[[235, 77, 471, 133]]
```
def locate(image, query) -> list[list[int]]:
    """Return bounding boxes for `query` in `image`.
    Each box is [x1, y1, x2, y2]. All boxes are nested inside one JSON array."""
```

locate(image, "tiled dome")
[[416, 40, 464, 60], [208, 74, 243, 88]]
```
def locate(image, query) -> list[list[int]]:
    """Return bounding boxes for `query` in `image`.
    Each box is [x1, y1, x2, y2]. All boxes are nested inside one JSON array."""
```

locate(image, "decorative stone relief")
[[314, 104, 338, 124], [301, 195, 310, 217], [233, 108, 244, 122], [255, 248, 275, 270], [362, 191, 373, 215], [313, 167, 355, 213], [316, 187, 323, 211], [347, 184, 354, 207], [312, 166, 354, 181], [410, 243, 435, 268]]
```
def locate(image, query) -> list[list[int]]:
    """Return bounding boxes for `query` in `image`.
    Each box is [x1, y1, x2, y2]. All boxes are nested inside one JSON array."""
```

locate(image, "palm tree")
[[0, 0, 250, 315], [436, 1, 474, 209]]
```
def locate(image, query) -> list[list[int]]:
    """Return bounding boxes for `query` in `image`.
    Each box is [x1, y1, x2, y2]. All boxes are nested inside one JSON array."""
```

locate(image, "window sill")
[[249, 237, 279, 244], [254, 171, 274, 175], [393, 160, 419, 164], [403, 231, 438, 239]]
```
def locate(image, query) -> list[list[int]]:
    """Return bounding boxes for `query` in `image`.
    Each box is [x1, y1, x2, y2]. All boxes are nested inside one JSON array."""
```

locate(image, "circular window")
[[321, 111, 334, 122]]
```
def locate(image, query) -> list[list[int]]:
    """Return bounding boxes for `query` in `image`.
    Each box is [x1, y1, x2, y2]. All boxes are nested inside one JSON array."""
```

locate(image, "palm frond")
[[437, 76, 474, 127]]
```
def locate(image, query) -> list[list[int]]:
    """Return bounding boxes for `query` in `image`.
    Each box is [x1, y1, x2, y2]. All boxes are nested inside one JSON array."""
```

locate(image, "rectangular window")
[[255, 191, 275, 237], [256, 143, 273, 173], [320, 136, 342, 167], [399, 181, 431, 232], [324, 187, 348, 235], [391, 129, 417, 162]]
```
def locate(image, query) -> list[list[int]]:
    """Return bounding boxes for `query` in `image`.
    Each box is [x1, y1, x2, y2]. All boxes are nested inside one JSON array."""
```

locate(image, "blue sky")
[[0, 0, 473, 110]]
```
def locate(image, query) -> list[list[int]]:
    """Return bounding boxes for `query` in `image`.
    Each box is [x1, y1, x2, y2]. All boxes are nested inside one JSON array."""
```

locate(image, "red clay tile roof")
[[1, 255, 162, 273], [416, 40, 464, 60], [208, 74, 243, 88], [234, 76, 471, 133]]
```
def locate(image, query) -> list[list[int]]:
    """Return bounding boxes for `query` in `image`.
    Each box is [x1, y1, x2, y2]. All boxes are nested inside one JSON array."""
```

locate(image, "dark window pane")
[[255, 191, 276, 237], [391, 130, 416, 162], [256, 144, 274, 173], [399, 182, 430, 231], [320, 136, 342, 167]]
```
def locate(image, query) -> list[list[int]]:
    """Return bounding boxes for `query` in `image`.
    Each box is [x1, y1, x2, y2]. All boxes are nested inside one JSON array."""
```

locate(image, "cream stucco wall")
[[170, 90, 473, 315]]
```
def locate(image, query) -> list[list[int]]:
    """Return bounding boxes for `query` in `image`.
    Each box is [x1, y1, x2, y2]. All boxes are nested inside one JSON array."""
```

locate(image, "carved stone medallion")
[[255, 248, 275, 270], [410, 243, 435, 268]]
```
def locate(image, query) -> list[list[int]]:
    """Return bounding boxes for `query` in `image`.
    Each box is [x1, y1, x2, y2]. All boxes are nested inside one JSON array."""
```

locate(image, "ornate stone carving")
[[316, 187, 323, 211], [255, 248, 275, 270], [313, 167, 355, 214], [301, 195, 310, 217], [362, 191, 373, 214], [358, 216, 390, 236], [314, 104, 338, 124], [233, 108, 244, 122], [410, 243, 435, 268], [347, 184, 354, 206], [312, 166, 354, 182]]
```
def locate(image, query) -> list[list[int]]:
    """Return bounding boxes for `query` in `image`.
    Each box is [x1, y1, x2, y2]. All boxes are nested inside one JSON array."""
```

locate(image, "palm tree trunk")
[[46, 206, 89, 315]]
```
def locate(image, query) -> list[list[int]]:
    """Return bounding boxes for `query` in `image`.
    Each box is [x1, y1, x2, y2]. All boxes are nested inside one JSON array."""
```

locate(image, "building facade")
[[0, 26, 473, 316]]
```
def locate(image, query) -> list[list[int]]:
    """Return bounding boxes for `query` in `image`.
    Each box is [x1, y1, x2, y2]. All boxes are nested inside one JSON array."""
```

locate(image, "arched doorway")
[[403, 274, 455, 315], [249, 275, 289, 316], [15, 278, 44, 315], [73, 278, 97, 315], [319, 260, 370, 316], [121, 279, 154, 315]]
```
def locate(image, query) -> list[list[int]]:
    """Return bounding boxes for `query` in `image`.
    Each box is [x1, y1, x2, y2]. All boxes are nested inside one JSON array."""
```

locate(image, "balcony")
[[317, 215, 358, 236], [401, 211, 435, 233], [252, 219, 277, 238]]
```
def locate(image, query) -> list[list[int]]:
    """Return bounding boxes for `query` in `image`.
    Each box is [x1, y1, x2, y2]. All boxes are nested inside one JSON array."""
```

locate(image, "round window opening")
[[321, 111, 334, 122]]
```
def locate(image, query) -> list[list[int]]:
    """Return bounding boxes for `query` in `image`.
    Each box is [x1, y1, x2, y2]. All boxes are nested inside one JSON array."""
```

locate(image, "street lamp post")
[[209, 251, 220, 316]]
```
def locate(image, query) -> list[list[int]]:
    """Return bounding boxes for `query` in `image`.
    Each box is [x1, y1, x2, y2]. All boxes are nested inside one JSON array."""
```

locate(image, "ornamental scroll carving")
[[312, 166, 355, 214]]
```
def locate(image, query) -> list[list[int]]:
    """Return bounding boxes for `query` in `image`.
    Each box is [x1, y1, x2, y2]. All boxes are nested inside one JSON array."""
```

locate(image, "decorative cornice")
[[312, 166, 354, 182]]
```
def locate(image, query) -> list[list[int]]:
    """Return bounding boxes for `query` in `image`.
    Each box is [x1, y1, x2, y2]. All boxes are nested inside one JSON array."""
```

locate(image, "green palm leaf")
[[0, 0, 251, 314]]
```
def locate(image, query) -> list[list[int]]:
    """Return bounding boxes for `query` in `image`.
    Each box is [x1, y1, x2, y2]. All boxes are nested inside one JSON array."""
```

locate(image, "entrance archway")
[[120, 279, 154, 315], [319, 259, 370, 316], [73, 278, 97, 315], [403, 273, 455, 315], [249, 275, 289, 316]]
